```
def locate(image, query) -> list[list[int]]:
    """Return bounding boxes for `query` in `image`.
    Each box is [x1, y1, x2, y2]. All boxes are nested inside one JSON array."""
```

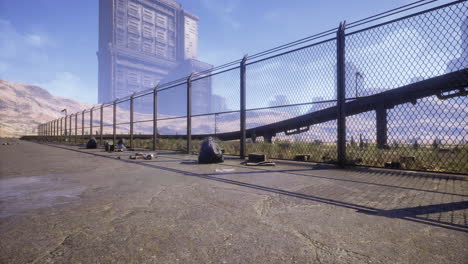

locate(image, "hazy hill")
[[0, 80, 93, 137]]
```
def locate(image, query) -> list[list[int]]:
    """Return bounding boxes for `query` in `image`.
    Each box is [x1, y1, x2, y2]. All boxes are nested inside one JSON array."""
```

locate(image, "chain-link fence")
[[37, 0, 467, 174]]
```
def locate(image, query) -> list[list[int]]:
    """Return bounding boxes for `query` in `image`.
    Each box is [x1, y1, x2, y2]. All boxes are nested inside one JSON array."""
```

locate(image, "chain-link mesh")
[[245, 39, 337, 162], [102, 105, 113, 136], [345, 1, 467, 173], [133, 93, 154, 137]]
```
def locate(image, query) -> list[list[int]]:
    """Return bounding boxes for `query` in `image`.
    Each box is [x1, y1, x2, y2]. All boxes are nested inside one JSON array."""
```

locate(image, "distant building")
[[97, 0, 212, 115]]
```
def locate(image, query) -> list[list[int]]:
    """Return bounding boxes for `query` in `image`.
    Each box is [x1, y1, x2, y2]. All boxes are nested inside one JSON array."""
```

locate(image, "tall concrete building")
[[98, 0, 212, 115]]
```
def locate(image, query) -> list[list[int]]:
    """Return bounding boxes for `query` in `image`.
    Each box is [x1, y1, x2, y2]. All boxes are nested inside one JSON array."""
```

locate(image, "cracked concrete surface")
[[0, 139, 467, 263]]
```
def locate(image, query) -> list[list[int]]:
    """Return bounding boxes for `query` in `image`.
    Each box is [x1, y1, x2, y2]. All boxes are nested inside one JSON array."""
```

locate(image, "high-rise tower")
[[98, 0, 212, 114]]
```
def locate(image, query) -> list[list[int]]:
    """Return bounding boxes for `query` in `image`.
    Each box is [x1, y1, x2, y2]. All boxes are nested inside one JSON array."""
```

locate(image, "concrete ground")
[[0, 139, 467, 264]]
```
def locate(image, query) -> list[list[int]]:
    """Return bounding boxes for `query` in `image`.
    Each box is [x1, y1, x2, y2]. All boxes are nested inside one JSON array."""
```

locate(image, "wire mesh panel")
[[245, 39, 337, 162], [157, 117, 187, 136], [191, 115, 215, 135], [193, 67, 241, 116], [344, 2, 467, 173], [157, 117, 187, 151], [91, 108, 101, 137], [157, 84, 187, 118], [133, 93, 153, 123], [131, 93, 155, 147], [82, 111, 89, 137], [102, 105, 113, 136], [156, 83, 187, 150]]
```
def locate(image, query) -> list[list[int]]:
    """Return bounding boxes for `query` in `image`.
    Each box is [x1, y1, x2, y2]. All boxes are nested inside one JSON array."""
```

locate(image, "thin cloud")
[[200, 0, 241, 30], [37, 72, 93, 102]]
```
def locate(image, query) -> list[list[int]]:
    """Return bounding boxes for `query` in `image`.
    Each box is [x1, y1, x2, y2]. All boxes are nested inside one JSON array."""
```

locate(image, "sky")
[[0, 0, 460, 104]]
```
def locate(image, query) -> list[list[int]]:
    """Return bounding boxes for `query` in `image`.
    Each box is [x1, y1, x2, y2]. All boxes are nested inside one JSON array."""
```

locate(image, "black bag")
[[198, 137, 224, 164], [86, 138, 97, 149], [104, 141, 115, 152]]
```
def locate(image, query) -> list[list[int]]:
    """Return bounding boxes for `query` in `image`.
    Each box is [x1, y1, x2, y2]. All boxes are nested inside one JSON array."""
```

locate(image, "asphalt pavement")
[[0, 139, 467, 263]]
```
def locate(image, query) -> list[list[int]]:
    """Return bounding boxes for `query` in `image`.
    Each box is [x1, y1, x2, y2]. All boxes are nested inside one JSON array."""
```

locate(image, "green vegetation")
[[118, 138, 468, 174], [23, 136, 467, 174]]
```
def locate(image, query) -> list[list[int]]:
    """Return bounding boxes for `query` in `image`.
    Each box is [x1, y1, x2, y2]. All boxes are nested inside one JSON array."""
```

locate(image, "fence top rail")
[[345, 0, 465, 35]]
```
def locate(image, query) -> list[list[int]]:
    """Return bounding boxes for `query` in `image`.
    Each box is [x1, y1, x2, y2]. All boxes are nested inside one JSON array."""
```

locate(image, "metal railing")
[[37, 0, 468, 174]]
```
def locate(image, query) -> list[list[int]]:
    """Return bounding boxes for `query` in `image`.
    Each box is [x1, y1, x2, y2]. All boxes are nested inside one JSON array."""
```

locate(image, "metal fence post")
[[75, 113, 78, 144], [187, 73, 194, 154], [90, 107, 93, 138], [100, 105, 104, 146], [69, 115, 72, 143], [240, 55, 248, 159], [130, 93, 135, 149], [60, 117, 63, 142], [113, 99, 117, 145], [337, 22, 347, 167], [153, 85, 159, 151], [64, 115, 68, 143], [82, 111, 85, 140], [56, 119, 59, 140], [66, 117, 68, 142], [376, 105, 388, 149]]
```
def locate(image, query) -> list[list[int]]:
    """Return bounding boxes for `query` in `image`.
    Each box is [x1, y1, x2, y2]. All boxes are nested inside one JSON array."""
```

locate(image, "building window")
[[127, 71, 139, 85], [143, 8, 154, 23], [142, 24, 153, 39], [116, 68, 125, 82], [142, 75, 153, 87], [155, 44, 166, 57], [128, 19, 140, 35], [116, 32, 126, 46], [167, 17, 174, 31], [128, 2, 140, 18], [142, 41, 153, 53], [156, 29, 166, 43], [168, 32, 175, 46], [128, 36, 140, 50], [116, 16, 125, 29], [116, 0, 126, 13], [168, 46, 175, 59], [156, 13, 167, 28]]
